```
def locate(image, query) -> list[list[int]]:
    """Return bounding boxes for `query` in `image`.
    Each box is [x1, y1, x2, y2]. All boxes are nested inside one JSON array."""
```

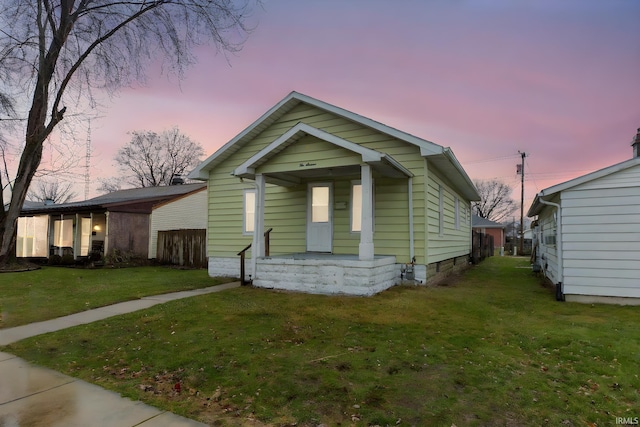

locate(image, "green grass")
[[4, 257, 640, 426], [0, 266, 231, 328]]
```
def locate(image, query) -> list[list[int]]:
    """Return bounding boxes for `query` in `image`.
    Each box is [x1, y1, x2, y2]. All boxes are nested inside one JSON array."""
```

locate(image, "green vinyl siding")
[[206, 101, 470, 264], [258, 135, 362, 175], [426, 167, 471, 262], [264, 185, 306, 254]]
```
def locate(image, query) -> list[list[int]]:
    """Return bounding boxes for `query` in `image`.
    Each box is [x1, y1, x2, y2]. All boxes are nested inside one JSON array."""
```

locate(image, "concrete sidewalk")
[[0, 352, 207, 426], [0, 281, 241, 426], [0, 281, 240, 346]]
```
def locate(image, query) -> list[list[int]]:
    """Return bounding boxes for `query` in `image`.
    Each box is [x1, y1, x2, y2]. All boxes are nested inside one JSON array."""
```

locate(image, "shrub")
[[48, 254, 62, 265]]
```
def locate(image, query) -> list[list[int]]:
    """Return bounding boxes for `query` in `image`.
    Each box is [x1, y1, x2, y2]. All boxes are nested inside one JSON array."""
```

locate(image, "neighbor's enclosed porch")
[[16, 212, 107, 259]]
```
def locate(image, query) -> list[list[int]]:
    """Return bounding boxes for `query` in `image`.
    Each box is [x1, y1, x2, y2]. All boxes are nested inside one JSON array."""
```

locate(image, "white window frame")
[[454, 196, 460, 230], [438, 185, 444, 236], [243, 189, 256, 235], [350, 180, 374, 233]]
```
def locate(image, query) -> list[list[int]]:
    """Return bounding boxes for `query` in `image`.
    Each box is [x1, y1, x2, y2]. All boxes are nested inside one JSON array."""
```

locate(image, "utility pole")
[[84, 119, 92, 200], [517, 151, 526, 255]]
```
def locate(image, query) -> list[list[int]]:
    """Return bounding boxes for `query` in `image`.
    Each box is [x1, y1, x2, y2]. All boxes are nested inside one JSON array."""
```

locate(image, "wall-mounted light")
[[93, 225, 101, 232]]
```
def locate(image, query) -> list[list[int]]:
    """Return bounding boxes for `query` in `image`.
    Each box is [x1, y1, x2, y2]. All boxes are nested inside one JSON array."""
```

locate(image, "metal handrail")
[[238, 228, 272, 285]]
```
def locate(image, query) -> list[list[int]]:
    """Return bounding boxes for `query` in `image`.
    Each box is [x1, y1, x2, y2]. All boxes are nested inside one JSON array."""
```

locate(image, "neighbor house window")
[[16, 215, 48, 257], [454, 196, 460, 230], [243, 189, 255, 234], [53, 218, 73, 248], [79, 217, 92, 256], [438, 185, 444, 236]]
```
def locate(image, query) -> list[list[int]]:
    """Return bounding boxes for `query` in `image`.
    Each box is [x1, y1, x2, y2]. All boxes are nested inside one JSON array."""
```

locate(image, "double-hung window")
[[243, 189, 256, 234]]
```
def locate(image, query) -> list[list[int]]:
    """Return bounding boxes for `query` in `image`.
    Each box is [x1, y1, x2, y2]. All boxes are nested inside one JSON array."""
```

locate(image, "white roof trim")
[[527, 156, 640, 217], [188, 91, 442, 180]]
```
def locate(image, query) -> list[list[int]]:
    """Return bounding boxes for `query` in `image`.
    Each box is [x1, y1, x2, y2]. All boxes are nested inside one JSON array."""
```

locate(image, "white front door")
[[307, 183, 333, 252]]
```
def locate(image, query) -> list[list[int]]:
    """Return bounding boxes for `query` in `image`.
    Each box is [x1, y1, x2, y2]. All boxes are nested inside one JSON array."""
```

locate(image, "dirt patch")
[[0, 261, 41, 273], [433, 271, 465, 287]]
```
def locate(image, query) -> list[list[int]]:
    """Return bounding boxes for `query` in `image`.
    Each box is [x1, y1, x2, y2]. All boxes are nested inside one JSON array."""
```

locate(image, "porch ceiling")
[[232, 122, 413, 186]]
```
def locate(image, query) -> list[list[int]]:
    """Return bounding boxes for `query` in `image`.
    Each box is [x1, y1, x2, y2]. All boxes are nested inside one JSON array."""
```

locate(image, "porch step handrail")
[[237, 227, 272, 286]]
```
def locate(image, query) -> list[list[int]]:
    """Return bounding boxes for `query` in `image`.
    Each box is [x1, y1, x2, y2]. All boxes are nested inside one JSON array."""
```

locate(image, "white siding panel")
[[563, 204, 640, 217], [564, 259, 637, 270], [564, 241, 640, 252], [571, 164, 640, 191], [561, 186, 640, 200], [565, 277, 640, 290], [563, 233, 640, 243], [563, 223, 637, 234], [559, 174, 640, 299], [564, 283, 640, 299], [563, 250, 638, 261], [564, 267, 639, 280], [149, 189, 208, 258]]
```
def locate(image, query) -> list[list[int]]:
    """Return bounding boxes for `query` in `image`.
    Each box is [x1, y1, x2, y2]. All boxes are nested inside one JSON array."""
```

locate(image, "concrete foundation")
[[254, 253, 398, 296], [208, 256, 251, 280], [426, 255, 470, 284]]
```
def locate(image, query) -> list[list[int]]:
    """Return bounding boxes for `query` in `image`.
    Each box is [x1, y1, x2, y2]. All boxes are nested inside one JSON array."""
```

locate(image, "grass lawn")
[[0, 266, 231, 328], [4, 257, 640, 426]]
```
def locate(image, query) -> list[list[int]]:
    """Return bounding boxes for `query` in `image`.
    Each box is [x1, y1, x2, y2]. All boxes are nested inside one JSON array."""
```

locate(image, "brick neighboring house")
[[472, 214, 505, 254]]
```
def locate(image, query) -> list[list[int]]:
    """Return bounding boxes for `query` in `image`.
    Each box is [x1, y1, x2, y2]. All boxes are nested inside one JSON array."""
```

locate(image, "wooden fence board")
[[472, 231, 494, 264], [157, 229, 207, 268]]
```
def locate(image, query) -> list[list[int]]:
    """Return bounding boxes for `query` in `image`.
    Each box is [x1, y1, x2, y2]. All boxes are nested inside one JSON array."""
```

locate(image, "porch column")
[[359, 164, 374, 261], [252, 173, 266, 275]]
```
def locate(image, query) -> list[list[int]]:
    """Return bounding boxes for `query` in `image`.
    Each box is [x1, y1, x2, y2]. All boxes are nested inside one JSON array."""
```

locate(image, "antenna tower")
[[84, 119, 91, 200]]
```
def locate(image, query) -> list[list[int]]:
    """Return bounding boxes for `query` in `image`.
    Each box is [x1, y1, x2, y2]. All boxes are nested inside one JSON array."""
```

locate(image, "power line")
[[525, 157, 540, 193], [465, 154, 521, 165]]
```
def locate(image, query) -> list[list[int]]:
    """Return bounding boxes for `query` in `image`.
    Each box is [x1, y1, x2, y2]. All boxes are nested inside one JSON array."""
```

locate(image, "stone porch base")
[[253, 253, 398, 296]]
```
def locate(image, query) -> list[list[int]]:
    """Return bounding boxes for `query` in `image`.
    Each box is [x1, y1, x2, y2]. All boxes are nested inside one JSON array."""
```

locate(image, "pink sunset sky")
[[58, 1, 640, 212]]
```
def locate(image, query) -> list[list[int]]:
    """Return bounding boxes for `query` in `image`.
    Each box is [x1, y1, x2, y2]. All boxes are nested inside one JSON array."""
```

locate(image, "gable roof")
[[232, 122, 413, 185], [21, 183, 206, 215], [472, 214, 505, 229], [527, 156, 640, 217], [189, 91, 479, 201]]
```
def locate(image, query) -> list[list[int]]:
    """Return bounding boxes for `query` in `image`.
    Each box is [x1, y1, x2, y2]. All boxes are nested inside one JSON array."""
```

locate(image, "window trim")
[[350, 180, 375, 233], [438, 185, 444, 236], [454, 196, 460, 230], [243, 188, 256, 235]]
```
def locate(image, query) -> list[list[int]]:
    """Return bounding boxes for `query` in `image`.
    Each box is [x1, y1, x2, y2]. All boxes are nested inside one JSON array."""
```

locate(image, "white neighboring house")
[[527, 129, 640, 305], [148, 184, 208, 260]]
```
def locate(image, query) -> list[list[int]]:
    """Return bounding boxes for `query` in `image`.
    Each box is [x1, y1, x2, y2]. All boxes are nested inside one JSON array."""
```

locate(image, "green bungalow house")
[[189, 92, 479, 295]]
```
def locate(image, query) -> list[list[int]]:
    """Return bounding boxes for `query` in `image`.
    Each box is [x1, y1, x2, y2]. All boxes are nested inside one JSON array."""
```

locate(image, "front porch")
[[254, 253, 398, 296]]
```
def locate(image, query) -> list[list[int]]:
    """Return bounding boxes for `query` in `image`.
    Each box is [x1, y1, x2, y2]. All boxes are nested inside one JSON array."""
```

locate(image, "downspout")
[[408, 177, 414, 260], [537, 197, 564, 301]]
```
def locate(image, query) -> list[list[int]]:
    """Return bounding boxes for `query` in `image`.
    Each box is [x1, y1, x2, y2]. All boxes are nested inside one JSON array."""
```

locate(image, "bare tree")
[[114, 127, 205, 187], [0, 93, 16, 196], [27, 179, 77, 204], [96, 177, 122, 194], [0, 0, 256, 265], [472, 179, 517, 223]]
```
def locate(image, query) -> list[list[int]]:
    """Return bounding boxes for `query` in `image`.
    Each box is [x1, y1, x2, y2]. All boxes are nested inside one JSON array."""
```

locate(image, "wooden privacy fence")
[[157, 229, 207, 268], [472, 231, 494, 264]]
